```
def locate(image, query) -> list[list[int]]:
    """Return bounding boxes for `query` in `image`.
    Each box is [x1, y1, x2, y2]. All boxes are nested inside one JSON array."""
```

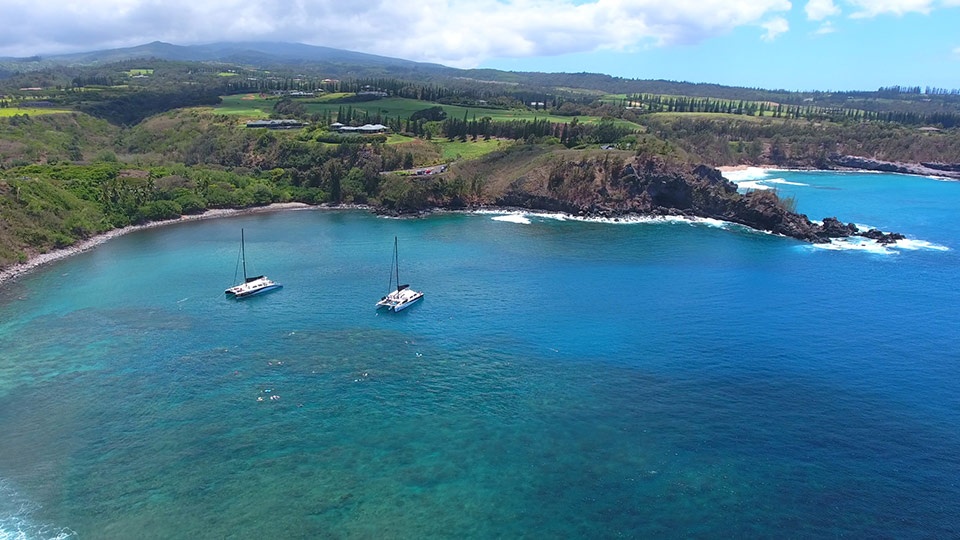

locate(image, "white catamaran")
[[224, 229, 283, 299], [376, 236, 423, 312]]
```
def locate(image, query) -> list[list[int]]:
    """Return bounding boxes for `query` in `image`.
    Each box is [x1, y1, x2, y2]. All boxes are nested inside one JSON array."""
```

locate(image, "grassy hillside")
[[0, 112, 119, 167], [0, 172, 111, 266]]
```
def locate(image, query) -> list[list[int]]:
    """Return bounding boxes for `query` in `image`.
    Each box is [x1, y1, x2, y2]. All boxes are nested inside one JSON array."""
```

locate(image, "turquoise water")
[[1, 171, 959, 538]]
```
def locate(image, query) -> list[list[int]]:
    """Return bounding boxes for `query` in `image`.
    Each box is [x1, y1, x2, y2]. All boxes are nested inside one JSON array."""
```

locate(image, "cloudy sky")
[[3, 0, 960, 91]]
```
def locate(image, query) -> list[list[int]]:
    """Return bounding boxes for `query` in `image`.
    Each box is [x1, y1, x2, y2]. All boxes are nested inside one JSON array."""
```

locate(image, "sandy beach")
[[0, 202, 317, 288]]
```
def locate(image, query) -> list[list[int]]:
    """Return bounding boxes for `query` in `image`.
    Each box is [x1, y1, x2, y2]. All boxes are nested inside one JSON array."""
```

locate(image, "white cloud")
[[0, 0, 794, 66], [760, 17, 790, 41], [805, 0, 841, 20], [814, 21, 838, 33], [844, 0, 960, 18]]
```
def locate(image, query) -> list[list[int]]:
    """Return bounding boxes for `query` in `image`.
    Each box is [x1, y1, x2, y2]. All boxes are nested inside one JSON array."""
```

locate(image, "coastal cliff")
[[414, 152, 904, 244]]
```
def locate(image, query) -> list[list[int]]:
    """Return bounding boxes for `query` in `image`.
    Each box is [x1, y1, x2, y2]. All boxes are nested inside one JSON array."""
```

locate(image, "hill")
[[0, 41, 453, 79], [4, 41, 960, 116]]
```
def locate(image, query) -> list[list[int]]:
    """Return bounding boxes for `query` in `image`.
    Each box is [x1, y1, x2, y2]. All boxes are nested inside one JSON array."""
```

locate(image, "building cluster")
[[245, 119, 307, 129], [329, 122, 389, 133]]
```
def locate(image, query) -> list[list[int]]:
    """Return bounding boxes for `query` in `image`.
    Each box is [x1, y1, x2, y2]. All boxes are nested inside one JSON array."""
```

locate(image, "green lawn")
[[435, 139, 506, 161], [386, 133, 416, 144], [383, 134, 503, 160], [314, 92, 353, 102], [0, 107, 72, 117], [214, 94, 274, 118]]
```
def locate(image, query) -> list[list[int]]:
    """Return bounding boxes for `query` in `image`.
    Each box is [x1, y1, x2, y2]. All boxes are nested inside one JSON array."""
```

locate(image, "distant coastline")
[[717, 159, 960, 181]]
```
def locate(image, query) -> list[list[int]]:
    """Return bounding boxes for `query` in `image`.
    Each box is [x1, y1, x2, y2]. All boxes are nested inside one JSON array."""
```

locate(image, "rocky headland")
[[450, 154, 905, 244]]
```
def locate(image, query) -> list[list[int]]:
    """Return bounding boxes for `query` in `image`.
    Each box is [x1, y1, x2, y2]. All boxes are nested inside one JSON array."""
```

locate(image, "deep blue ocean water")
[[1, 170, 958, 538]]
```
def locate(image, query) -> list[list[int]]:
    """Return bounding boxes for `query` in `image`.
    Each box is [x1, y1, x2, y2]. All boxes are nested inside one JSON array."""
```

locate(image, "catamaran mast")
[[241, 229, 248, 281], [394, 236, 401, 292]]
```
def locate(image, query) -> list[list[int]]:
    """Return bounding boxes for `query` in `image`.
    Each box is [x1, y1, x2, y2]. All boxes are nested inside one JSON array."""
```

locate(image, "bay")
[[1, 170, 958, 538]]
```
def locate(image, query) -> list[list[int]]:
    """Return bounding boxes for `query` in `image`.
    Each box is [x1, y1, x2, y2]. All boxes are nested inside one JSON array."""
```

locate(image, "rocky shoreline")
[[1, 159, 917, 287], [829, 155, 960, 180], [481, 158, 907, 245]]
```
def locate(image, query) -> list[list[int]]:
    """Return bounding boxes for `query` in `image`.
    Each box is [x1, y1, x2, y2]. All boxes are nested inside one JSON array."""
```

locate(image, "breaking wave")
[[0, 479, 74, 540], [480, 210, 733, 229], [804, 236, 950, 255], [721, 168, 810, 191]]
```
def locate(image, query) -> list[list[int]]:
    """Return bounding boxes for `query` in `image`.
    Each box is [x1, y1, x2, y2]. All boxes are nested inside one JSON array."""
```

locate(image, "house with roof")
[[332, 123, 389, 134], [246, 119, 306, 129]]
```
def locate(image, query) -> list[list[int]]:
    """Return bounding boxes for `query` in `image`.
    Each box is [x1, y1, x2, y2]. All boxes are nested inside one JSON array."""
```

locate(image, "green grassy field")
[[0, 107, 72, 117], [435, 139, 506, 161], [386, 133, 416, 144], [216, 94, 643, 129], [126, 69, 154, 76], [385, 134, 505, 160], [214, 95, 273, 118]]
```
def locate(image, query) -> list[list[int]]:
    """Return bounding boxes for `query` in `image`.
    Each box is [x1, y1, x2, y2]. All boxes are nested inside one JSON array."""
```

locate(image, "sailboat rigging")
[[375, 236, 423, 312], [224, 228, 283, 299]]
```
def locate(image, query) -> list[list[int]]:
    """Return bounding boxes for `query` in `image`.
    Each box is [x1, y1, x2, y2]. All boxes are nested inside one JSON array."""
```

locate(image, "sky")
[[2, 0, 960, 91]]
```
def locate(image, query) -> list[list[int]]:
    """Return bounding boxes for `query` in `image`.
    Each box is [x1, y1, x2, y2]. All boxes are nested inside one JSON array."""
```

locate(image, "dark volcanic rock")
[[492, 157, 905, 243], [818, 217, 859, 237], [861, 228, 906, 244], [831, 155, 960, 180], [920, 162, 960, 173], [385, 155, 906, 244]]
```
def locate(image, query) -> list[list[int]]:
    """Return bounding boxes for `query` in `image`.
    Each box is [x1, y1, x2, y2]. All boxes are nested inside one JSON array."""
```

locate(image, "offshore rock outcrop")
[[490, 156, 904, 244]]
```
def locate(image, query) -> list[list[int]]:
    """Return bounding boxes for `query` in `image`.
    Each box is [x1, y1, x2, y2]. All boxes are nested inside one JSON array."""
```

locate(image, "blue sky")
[[2, 0, 959, 92]]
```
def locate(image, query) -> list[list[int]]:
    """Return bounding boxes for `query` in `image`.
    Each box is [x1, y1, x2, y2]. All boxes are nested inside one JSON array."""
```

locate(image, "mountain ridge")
[[0, 41, 450, 71]]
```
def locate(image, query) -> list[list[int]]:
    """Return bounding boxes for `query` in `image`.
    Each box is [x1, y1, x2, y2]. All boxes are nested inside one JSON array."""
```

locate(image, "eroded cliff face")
[[491, 156, 903, 243]]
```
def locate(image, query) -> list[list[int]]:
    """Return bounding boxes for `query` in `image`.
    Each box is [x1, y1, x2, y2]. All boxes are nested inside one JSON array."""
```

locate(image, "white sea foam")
[[765, 178, 810, 187], [804, 235, 950, 254], [806, 237, 897, 254], [480, 209, 735, 229], [720, 167, 770, 182], [734, 180, 774, 191], [0, 480, 74, 540], [491, 214, 531, 224], [722, 168, 814, 192], [893, 238, 950, 251]]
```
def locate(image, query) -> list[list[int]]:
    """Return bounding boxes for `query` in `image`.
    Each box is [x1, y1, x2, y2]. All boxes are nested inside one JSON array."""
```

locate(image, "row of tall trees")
[[619, 93, 960, 128]]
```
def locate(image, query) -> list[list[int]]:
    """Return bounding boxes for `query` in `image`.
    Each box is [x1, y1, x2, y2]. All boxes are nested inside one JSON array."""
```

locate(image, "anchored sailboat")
[[376, 236, 423, 312], [224, 229, 283, 299]]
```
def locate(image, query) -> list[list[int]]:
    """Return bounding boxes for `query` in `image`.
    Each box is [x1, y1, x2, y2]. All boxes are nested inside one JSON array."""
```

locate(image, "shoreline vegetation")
[[0, 202, 316, 287], [0, 162, 928, 288]]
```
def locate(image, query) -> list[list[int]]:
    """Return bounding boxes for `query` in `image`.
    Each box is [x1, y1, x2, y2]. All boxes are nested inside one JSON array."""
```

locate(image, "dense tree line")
[[76, 87, 223, 125], [616, 93, 960, 128], [640, 115, 960, 166]]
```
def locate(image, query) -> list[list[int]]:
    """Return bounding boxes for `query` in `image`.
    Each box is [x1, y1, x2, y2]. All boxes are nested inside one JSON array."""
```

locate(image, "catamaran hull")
[[377, 292, 423, 312], [231, 284, 283, 299], [391, 294, 423, 312]]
